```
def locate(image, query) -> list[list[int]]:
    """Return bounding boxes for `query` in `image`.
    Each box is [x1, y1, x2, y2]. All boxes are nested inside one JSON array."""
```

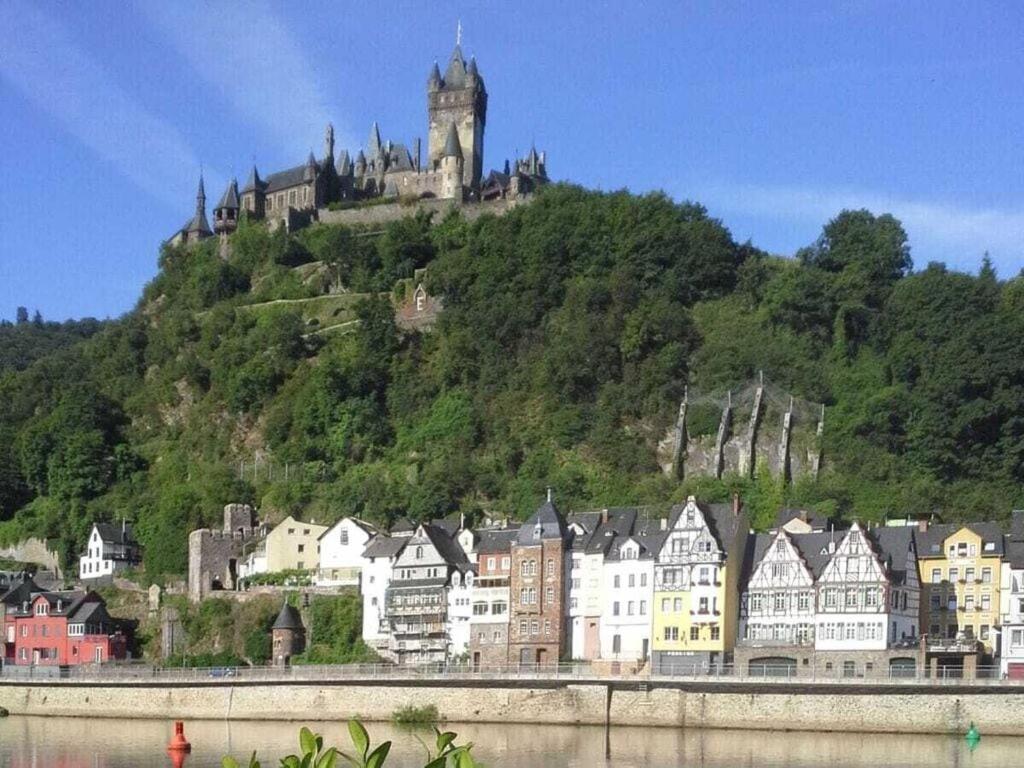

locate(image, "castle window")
[[288, 190, 297, 205]]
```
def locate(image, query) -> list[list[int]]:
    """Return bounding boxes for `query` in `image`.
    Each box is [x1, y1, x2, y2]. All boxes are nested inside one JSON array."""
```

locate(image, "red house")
[[5, 586, 128, 666]]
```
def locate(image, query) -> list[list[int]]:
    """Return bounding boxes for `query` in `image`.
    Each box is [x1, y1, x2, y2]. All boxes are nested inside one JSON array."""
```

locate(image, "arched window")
[[415, 546, 423, 559]]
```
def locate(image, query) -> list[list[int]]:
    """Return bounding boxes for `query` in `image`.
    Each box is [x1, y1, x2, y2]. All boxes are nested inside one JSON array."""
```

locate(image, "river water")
[[0, 715, 1012, 767]]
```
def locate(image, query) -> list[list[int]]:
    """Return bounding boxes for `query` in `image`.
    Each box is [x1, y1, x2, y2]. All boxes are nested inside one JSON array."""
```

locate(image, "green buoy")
[[966, 722, 981, 750]]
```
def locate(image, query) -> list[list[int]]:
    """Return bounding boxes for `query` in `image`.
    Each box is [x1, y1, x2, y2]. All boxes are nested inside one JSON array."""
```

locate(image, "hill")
[[1, 185, 1022, 577]]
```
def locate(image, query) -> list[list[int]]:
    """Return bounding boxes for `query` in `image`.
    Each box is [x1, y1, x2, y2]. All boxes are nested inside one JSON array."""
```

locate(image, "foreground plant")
[[222, 719, 482, 768]]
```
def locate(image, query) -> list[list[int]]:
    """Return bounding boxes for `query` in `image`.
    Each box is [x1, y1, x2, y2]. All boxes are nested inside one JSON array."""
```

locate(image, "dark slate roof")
[[12, 590, 92, 617], [443, 122, 463, 158], [216, 179, 240, 210], [566, 512, 602, 552], [263, 163, 311, 194], [428, 61, 442, 85], [1011, 510, 1024, 542], [367, 122, 382, 158], [868, 527, 915, 575], [273, 603, 303, 631], [581, 509, 638, 556], [184, 210, 212, 235], [1005, 536, 1024, 570], [241, 166, 264, 193], [739, 532, 773, 586], [69, 600, 109, 624], [429, 516, 461, 537], [362, 535, 407, 559], [443, 44, 467, 88], [422, 524, 469, 566], [914, 522, 1006, 559], [94, 522, 137, 546], [788, 532, 837, 579], [386, 144, 415, 172], [336, 150, 351, 176], [517, 500, 566, 545], [476, 528, 519, 555], [1, 576, 40, 606], [304, 152, 318, 181], [467, 56, 479, 77], [390, 517, 417, 534]]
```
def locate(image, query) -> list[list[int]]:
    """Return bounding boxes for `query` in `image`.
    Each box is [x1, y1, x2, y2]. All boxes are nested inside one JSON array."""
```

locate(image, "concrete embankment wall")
[[1, 680, 1021, 735]]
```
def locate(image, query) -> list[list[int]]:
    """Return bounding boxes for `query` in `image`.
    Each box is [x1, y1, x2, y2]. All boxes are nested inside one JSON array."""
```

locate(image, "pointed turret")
[[443, 122, 463, 158], [354, 149, 367, 177], [213, 178, 240, 235], [241, 165, 262, 194], [367, 122, 382, 159], [303, 151, 318, 182], [444, 44, 467, 88], [428, 61, 442, 90], [336, 149, 351, 176], [467, 56, 479, 78], [184, 173, 212, 239]]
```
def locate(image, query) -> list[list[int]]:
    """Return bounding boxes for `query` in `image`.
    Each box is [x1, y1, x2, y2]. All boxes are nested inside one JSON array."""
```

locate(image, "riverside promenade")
[[2, 662, 1024, 734]]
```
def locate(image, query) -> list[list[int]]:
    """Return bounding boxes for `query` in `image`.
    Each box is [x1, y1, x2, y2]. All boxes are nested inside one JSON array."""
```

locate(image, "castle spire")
[[184, 172, 212, 237], [428, 61, 442, 90], [456, 19, 462, 47], [443, 122, 463, 158], [196, 172, 206, 213], [241, 164, 262, 194], [368, 122, 383, 159], [324, 122, 335, 163]]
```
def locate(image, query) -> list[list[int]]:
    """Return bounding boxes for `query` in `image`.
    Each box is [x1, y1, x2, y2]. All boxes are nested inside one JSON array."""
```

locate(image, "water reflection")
[[0, 715, 1013, 768]]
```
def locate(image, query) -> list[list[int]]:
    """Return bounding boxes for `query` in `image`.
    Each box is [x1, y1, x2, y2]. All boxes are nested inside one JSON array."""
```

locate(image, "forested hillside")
[[1, 185, 1021, 578]]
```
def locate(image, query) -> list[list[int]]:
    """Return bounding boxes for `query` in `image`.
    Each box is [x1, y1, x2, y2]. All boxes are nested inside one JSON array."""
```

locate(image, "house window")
[[965, 567, 976, 582], [981, 625, 990, 641], [981, 595, 991, 611], [35, 603, 48, 616], [797, 592, 810, 612], [487, 557, 496, 570], [665, 626, 678, 641], [543, 619, 551, 635], [750, 593, 764, 613], [627, 601, 635, 616], [612, 634, 622, 653], [931, 568, 941, 584], [640, 573, 648, 587], [297, 561, 304, 570], [570, 597, 578, 609], [640, 600, 647, 615], [545, 586, 554, 603], [710, 626, 720, 641], [773, 593, 786, 613], [519, 620, 528, 634], [690, 626, 700, 641], [546, 558, 554, 575], [415, 546, 423, 559], [674, 598, 683, 612], [340, 529, 349, 546], [613, 575, 620, 588], [771, 563, 786, 579], [530, 619, 539, 635], [948, 567, 959, 582], [982, 568, 992, 584], [493, 602, 507, 615], [824, 588, 837, 608], [502, 557, 510, 570], [298, 544, 305, 553], [661, 598, 669, 612], [613, 602, 620, 616], [628, 574, 636, 588], [473, 602, 488, 616]]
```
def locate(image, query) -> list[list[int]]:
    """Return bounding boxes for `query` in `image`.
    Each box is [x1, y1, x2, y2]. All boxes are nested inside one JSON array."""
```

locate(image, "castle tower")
[[439, 121, 464, 199], [181, 174, 213, 243], [427, 33, 486, 193], [323, 123, 335, 166], [240, 166, 265, 218], [271, 601, 305, 666], [213, 178, 240, 235]]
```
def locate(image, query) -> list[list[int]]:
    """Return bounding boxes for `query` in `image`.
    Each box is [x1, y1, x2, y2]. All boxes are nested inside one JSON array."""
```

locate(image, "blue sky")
[[1, 1, 1022, 322]]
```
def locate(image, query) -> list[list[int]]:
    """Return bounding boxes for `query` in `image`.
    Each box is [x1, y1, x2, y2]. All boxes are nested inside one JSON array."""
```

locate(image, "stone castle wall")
[[0, 538, 62, 578], [317, 196, 520, 228], [2, 679, 1024, 734]]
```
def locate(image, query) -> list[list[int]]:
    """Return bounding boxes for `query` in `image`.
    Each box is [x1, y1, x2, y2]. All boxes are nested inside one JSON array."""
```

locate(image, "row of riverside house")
[[191, 494, 1024, 677]]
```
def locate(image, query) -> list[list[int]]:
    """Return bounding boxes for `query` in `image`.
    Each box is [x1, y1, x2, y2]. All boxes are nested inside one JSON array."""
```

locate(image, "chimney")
[[601, 509, 609, 525], [660, 518, 667, 531], [546, 487, 553, 503], [732, 493, 741, 516], [460, 512, 466, 531], [917, 519, 928, 534]]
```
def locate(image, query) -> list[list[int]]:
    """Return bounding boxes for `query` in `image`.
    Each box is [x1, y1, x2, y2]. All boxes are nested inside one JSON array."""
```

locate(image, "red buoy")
[[167, 720, 192, 753]]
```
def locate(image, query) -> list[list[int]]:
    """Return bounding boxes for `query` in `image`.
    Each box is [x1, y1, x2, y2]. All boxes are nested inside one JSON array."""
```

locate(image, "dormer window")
[[35, 602, 48, 616], [534, 523, 542, 540]]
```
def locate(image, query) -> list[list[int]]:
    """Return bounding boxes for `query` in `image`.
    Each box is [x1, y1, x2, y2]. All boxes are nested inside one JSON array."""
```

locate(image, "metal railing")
[[0, 659, 1019, 687]]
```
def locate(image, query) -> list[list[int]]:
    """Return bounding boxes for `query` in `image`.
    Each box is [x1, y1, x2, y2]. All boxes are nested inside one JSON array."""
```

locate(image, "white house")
[[740, 530, 818, 648], [999, 513, 1024, 677], [814, 523, 919, 651], [316, 518, 377, 588], [79, 522, 142, 582], [599, 533, 657, 663], [359, 532, 410, 658]]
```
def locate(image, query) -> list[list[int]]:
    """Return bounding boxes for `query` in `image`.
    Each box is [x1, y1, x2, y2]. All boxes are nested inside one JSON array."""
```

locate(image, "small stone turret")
[[181, 174, 213, 243], [440, 122, 464, 199], [303, 151, 318, 183], [428, 61, 442, 91], [213, 178, 240, 235], [272, 601, 305, 666], [323, 123, 335, 166]]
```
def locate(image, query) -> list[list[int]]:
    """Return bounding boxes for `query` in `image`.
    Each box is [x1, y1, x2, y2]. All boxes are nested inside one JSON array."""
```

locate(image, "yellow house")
[[651, 496, 748, 674], [264, 516, 328, 573], [915, 522, 1003, 654]]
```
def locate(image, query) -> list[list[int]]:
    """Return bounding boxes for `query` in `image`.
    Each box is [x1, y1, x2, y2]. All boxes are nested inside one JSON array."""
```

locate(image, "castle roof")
[[428, 61, 442, 87], [272, 602, 303, 631], [443, 44, 468, 89], [443, 122, 463, 158], [215, 179, 240, 211], [368, 122, 383, 159], [336, 149, 351, 176], [304, 152, 318, 181], [263, 163, 314, 194], [241, 165, 264, 194], [517, 498, 566, 545], [184, 210, 212, 236]]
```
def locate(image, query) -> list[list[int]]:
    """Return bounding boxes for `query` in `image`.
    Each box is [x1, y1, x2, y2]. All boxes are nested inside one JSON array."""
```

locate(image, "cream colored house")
[[264, 516, 328, 573]]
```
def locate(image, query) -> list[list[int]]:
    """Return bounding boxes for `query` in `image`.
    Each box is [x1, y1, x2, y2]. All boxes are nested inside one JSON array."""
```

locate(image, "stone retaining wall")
[[0, 679, 1021, 734]]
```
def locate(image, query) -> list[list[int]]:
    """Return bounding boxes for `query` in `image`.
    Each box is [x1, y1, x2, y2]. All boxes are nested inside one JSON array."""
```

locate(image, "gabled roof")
[[1, 576, 39, 606], [263, 163, 312, 194], [517, 499, 567, 545], [868, 526, 916, 582], [665, 499, 745, 556], [93, 522, 138, 546], [788, 531, 838, 579], [1005, 536, 1024, 570], [580, 509, 638, 556], [774, 508, 831, 533], [421, 524, 470, 567], [317, 517, 378, 541], [476, 528, 519, 555], [361, 534, 408, 559], [914, 522, 1005, 559], [273, 602, 303, 631]]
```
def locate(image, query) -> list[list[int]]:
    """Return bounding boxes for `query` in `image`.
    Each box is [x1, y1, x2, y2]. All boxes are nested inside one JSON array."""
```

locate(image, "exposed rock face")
[[658, 377, 824, 483]]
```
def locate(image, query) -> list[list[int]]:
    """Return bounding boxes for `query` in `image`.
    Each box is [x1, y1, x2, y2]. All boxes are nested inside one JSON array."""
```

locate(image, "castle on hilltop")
[[171, 35, 549, 246]]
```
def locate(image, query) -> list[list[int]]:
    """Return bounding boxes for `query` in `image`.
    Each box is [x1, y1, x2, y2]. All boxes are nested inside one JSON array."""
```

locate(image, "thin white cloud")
[[141, 1, 349, 161], [0, 2, 207, 210], [704, 182, 1024, 272]]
